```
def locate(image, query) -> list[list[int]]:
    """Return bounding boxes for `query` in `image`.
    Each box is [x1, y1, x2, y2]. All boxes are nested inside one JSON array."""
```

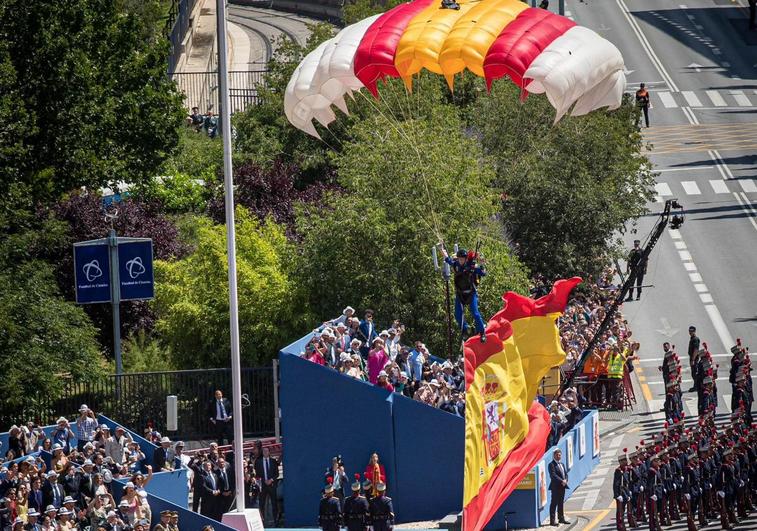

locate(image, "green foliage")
[[0, 261, 104, 417], [163, 127, 224, 181], [0, 0, 186, 200], [474, 84, 654, 278], [121, 330, 176, 373], [296, 108, 529, 354], [154, 210, 309, 368], [343, 0, 404, 24], [135, 173, 213, 214]]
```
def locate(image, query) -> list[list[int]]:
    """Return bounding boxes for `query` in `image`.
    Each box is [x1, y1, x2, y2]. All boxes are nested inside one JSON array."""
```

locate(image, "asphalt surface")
[[557, 0, 757, 527]]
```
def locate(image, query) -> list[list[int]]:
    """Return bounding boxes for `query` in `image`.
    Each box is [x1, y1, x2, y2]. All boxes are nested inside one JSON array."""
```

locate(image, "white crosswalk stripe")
[[681, 181, 701, 195], [730, 90, 751, 107], [709, 179, 730, 193], [655, 183, 672, 197], [739, 180, 757, 193], [682, 91, 702, 107], [706, 90, 727, 106], [658, 91, 677, 108]]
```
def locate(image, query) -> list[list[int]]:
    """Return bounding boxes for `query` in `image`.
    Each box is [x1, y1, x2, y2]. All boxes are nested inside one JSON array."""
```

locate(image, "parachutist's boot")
[[441, 0, 460, 9]]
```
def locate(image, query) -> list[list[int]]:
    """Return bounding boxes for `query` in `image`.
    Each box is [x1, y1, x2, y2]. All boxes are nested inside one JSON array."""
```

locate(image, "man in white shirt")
[[209, 389, 233, 446]]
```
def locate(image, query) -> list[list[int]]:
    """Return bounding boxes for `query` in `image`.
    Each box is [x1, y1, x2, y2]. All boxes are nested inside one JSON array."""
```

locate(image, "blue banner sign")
[[74, 242, 111, 304], [118, 240, 154, 301]]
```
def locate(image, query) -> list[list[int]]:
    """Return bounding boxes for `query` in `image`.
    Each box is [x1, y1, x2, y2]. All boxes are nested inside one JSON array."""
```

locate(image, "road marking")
[[669, 229, 682, 239], [683, 262, 697, 271], [583, 501, 616, 531], [723, 394, 732, 413], [694, 283, 708, 293], [681, 181, 701, 195], [655, 182, 672, 196], [739, 180, 757, 193], [704, 304, 735, 353], [682, 91, 702, 107], [658, 91, 678, 107], [706, 90, 727, 106], [681, 106, 699, 125], [733, 192, 757, 233], [730, 90, 751, 106], [678, 250, 692, 261], [674, 240, 687, 249], [709, 179, 730, 194], [700, 293, 714, 303], [689, 272, 703, 282], [657, 165, 714, 172], [613, 0, 680, 92], [582, 489, 600, 510]]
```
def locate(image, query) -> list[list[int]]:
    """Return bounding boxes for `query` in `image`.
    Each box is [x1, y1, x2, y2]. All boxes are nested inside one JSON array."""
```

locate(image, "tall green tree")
[[297, 107, 529, 354], [474, 84, 654, 278], [154, 210, 309, 368], [0, 0, 185, 200]]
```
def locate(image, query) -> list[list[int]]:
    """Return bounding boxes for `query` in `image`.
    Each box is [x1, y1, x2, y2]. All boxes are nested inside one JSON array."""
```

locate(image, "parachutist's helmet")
[[456, 249, 468, 258]]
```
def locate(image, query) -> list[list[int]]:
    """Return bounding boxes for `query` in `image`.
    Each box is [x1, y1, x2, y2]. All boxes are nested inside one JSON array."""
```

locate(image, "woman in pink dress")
[[367, 338, 389, 384]]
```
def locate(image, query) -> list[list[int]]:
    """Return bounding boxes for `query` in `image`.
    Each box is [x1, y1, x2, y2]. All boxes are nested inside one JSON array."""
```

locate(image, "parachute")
[[284, 0, 626, 138]]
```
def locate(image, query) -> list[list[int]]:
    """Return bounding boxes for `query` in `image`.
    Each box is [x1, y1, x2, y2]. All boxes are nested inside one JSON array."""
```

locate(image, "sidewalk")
[[175, 0, 219, 73]]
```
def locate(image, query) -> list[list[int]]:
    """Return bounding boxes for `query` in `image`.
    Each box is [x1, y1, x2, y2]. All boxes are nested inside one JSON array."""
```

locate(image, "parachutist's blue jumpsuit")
[[444, 257, 486, 335]]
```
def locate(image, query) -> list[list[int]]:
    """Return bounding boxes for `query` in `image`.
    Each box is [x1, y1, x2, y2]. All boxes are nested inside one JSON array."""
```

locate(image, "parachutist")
[[440, 0, 461, 9], [439, 244, 487, 343]]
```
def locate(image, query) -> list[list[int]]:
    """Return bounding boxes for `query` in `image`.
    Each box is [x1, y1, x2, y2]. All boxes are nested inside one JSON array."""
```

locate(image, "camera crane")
[[559, 199, 685, 396]]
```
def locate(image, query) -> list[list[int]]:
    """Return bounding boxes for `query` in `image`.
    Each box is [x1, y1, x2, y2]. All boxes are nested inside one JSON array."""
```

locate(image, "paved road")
[[557, 0, 757, 528]]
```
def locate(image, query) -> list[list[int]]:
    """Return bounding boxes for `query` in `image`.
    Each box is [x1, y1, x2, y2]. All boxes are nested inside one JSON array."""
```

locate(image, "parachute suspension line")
[[356, 90, 444, 243]]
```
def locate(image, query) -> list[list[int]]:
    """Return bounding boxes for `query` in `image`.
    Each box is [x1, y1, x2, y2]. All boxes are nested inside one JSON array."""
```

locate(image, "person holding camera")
[[76, 405, 99, 452], [325, 456, 348, 507]]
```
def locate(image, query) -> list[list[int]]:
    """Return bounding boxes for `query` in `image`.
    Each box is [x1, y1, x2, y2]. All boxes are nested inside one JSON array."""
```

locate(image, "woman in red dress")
[[363, 453, 386, 497]]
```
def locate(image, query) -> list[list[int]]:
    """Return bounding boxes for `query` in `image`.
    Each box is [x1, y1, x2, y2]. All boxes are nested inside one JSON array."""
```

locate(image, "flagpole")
[[216, 0, 246, 514]]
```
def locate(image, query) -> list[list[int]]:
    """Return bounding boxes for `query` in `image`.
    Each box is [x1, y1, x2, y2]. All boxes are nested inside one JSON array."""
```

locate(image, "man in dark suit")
[[28, 477, 45, 514], [254, 446, 279, 524], [200, 461, 221, 520], [208, 389, 233, 446], [216, 456, 234, 516], [548, 448, 570, 526], [42, 471, 65, 509]]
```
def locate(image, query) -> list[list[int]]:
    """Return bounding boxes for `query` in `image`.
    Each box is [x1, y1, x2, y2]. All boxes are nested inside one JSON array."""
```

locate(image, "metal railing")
[[172, 69, 268, 114], [0, 367, 275, 440]]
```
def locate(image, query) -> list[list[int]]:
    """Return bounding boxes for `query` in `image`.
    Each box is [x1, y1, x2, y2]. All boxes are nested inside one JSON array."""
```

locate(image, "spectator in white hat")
[[76, 405, 98, 451], [326, 306, 355, 328], [103, 425, 130, 466], [376, 371, 394, 393], [153, 437, 175, 472], [334, 322, 350, 353]]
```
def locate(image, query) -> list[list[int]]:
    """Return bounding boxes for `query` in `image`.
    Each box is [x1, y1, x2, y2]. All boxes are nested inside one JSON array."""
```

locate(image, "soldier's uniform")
[[613, 451, 633, 530], [343, 477, 370, 531], [169, 511, 179, 531], [716, 447, 739, 529], [369, 483, 394, 531], [682, 452, 703, 530], [319, 485, 343, 531], [647, 454, 665, 531]]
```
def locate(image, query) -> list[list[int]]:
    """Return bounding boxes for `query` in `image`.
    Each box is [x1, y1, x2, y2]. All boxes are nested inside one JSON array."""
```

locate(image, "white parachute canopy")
[[284, 14, 382, 139]]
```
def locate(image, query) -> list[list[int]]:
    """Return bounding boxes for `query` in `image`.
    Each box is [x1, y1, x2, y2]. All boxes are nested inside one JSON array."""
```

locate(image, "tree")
[[296, 107, 529, 355], [51, 192, 189, 353], [154, 210, 309, 368], [0, 0, 185, 201], [206, 160, 340, 238], [473, 84, 654, 278]]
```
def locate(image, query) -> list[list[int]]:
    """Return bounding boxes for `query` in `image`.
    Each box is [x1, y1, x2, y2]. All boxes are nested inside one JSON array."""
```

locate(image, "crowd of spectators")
[[556, 268, 640, 410], [301, 307, 466, 417], [0, 405, 175, 530]]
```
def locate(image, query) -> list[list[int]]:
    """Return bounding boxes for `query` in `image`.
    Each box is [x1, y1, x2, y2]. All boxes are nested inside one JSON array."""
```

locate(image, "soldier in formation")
[[318, 477, 394, 531], [616, 405, 756, 530]]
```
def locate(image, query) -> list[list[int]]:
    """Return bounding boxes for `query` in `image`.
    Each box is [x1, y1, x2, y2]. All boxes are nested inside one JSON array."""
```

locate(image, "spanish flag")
[[463, 278, 581, 531]]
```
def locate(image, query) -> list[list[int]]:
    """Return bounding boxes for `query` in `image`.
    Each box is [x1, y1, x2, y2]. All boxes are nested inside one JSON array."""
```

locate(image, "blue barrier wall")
[[489, 409, 600, 529], [281, 353, 398, 526], [142, 468, 189, 507], [391, 395, 463, 522]]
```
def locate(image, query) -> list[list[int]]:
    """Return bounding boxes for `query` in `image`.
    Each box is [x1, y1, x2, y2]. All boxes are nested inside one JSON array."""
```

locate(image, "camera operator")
[[325, 456, 348, 507]]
